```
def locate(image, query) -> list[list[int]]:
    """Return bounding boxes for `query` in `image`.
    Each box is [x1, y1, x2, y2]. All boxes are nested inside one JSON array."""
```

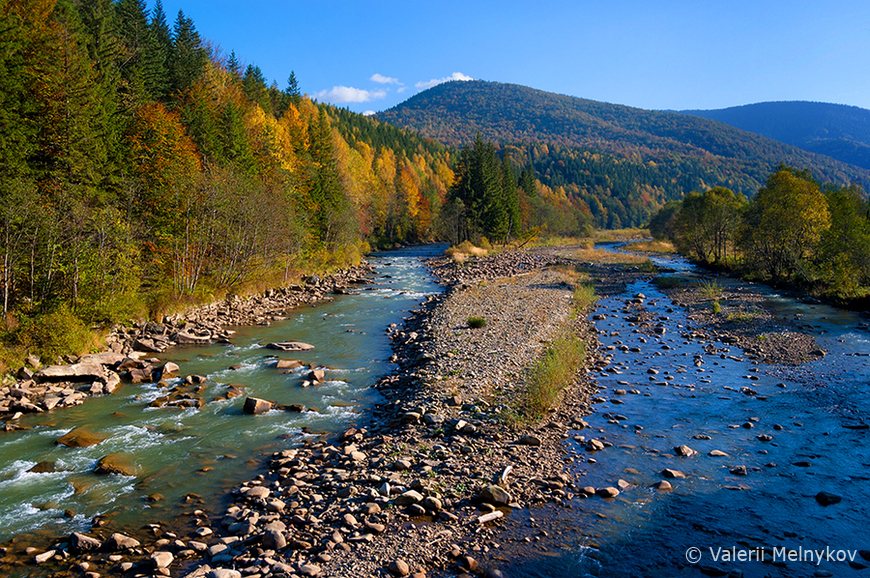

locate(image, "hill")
[[681, 101, 870, 170], [377, 81, 870, 227]]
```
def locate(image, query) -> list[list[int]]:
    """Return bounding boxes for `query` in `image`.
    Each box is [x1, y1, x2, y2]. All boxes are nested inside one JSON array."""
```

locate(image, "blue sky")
[[155, 0, 870, 114]]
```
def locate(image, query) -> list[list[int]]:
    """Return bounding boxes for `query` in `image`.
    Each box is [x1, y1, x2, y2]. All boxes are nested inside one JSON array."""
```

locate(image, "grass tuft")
[[466, 316, 487, 329], [509, 332, 586, 425], [653, 276, 684, 289], [698, 280, 723, 300]]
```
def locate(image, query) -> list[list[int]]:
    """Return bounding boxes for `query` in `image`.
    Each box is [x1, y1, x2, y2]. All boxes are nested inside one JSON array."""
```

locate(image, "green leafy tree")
[[672, 187, 746, 264], [740, 167, 831, 281], [819, 184, 870, 297]]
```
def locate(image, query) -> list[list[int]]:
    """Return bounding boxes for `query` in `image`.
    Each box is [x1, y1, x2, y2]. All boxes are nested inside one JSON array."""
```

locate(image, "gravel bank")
[[659, 277, 825, 366]]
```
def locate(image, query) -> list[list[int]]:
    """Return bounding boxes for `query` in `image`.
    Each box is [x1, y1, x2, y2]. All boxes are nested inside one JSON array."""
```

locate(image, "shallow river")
[[0, 245, 444, 549], [498, 254, 870, 578]]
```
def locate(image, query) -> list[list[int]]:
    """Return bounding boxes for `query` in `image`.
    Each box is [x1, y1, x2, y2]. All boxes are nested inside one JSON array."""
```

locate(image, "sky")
[[155, 0, 870, 115]]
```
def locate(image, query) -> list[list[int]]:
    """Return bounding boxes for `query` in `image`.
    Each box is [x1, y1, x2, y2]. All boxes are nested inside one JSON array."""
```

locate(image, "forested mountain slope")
[[682, 101, 870, 170], [377, 81, 870, 227]]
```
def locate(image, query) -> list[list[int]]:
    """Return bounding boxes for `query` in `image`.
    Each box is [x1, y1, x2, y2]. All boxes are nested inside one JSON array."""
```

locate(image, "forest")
[[0, 0, 599, 366], [377, 80, 870, 228], [683, 101, 870, 171], [649, 166, 870, 304]]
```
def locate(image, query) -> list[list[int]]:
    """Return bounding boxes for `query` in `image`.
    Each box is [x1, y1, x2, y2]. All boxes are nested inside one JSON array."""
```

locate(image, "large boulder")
[[69, 532, 102, 553], [56, 427, 107, 448], [479, 484, 512, 506], [78, 352, 125, 367], [243, 397, 273, 415], [95, 453, 137, 476], [35, 363, 107, 384]]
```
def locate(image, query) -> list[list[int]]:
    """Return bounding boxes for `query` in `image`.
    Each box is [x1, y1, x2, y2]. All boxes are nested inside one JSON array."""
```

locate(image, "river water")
[[496, 253, 870, 578], [0, 245, 444, 550]]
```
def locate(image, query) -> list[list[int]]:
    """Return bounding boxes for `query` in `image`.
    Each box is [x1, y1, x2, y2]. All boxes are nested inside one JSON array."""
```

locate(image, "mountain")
[[377, 81, 870, 227], [681, 101, 870, 170]]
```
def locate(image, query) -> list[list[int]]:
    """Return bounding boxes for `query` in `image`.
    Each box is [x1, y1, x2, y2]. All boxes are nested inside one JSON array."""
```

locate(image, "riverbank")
[[0, 264, 374, 427]]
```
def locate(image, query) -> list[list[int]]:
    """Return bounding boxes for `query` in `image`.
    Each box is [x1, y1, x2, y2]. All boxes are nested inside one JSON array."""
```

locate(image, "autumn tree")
[[740, 167, 831, 281]]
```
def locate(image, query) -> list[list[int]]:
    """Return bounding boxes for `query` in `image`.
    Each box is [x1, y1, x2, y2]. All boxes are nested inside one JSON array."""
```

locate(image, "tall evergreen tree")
[[144, 0, 171, 100], [168, 10, 207, 95], [286, 71, 302, 107]]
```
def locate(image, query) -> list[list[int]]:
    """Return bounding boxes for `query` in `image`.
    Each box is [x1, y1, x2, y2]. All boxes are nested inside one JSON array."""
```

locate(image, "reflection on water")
[[0, 245, 444, 544]]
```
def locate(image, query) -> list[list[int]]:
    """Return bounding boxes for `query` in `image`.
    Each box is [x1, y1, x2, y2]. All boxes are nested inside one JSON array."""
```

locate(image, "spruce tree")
[[169, 10, 207, 95]]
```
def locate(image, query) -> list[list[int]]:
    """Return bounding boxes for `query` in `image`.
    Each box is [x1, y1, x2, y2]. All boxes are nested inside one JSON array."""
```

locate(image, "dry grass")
[[573, 245, 653, 266], [592, 228, 650, 243], [445, 241, 488, 263], [624, 239, 677, 253]]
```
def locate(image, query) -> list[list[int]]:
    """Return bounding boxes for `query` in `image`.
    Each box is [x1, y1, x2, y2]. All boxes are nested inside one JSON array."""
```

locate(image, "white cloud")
[[370, 73, 401, 85], [314, 85, 387, 104], [363, 110, 376, 116], [415, 72, 473, 90], [397, 86, 408, 93]]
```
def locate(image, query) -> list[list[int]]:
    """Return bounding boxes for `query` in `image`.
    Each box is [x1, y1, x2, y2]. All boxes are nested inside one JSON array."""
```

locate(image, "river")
[[0, 245, 445, 557], [4, 246, 869, 578], [494, 251, 870, 578]]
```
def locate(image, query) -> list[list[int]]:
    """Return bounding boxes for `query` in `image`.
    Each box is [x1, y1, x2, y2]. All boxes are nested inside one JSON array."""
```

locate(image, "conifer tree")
[[169, 10, 207, 95]]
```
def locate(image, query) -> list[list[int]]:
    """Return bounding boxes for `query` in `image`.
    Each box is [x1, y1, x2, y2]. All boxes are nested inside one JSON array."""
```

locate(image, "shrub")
[[711, 301, 721, 314], [572, 284, 596, 313], [467, 316, 487, 329], [18, 304, 97, 363]]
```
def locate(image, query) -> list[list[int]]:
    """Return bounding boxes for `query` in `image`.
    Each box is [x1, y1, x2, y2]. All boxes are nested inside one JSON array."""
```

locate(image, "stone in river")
[[815, 491, 842, 506], [95, 454, 137, 476], [596, 487, 620, 498], [28, 461, 57, 473], [662, 468, 685, 479], [308, 368, 325, 383], [674, 445, 697, 457], [652, 480, 673, 491], [243, 396, 273, 415], [708, 450, 729, 457], [276, 358, 303, 369], [56, 427, 107, 448], [266, 341, 314, 352]]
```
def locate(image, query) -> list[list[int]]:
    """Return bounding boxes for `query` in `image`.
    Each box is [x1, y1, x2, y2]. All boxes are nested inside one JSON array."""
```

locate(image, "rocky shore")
[[6, 245, 844, 578], [0, 265, 374, 428]]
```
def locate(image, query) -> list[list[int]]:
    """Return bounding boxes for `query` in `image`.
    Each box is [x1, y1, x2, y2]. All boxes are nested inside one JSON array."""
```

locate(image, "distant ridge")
[[680, 101, 870, 170], [376, 80, 870, 227]]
